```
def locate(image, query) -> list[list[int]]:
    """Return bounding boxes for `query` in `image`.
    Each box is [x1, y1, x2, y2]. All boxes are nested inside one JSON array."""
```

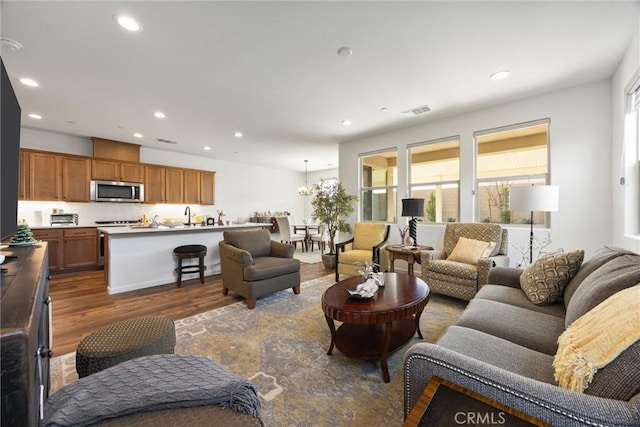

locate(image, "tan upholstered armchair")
[[219, 228, 301, 309], [335, 222, 390, 281], [419, 223, 509, 301]]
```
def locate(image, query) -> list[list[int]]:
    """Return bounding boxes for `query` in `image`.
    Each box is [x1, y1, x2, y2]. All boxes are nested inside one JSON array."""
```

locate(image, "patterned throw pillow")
[[520, 250, 585, 305], [447, 237, 496, 266]]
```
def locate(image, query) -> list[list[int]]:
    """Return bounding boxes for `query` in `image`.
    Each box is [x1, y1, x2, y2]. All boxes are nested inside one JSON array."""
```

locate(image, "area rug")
[[49, 274, 467, 426], [293, 247, 323, 264]]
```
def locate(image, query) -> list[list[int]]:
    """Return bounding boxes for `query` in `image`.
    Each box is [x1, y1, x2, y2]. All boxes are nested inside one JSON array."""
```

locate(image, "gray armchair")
[[419, 223, 509, 301], [219, 228, 301, 309]]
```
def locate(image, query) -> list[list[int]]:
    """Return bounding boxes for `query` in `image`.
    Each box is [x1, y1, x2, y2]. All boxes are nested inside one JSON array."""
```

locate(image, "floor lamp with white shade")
[[509, 185, 559, 264]]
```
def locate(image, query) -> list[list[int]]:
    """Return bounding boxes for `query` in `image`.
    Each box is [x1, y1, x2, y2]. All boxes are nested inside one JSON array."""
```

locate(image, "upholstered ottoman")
[[76, 316, 176, 378]]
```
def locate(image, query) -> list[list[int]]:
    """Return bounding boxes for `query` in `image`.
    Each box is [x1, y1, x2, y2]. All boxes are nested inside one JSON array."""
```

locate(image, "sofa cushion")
[[564, 246, 637, 309], [224, 229, 272, 258], [585, 340, 640, 401], [565, 254, 640, 327], [436, 326, 556, 385], [243, 257, 300, 281], [455, 299, 565, 355], [427, 259, 478, 280], [520, 250, 584, 305], [475, 284, 566, 318], [447, 237, 496, 266], [554, 286, 640, 397]]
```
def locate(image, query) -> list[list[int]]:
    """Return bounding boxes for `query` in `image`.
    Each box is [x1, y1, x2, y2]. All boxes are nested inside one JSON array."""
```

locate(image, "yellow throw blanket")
[[553, 285, 640, 393]]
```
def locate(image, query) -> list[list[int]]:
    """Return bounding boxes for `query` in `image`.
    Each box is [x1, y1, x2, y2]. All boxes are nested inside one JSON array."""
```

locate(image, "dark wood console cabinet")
[[1, 243, 52, 426]]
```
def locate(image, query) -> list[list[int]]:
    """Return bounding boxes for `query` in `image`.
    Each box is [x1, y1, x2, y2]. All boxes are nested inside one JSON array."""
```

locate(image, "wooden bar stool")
[[173, 244, 207, 287]]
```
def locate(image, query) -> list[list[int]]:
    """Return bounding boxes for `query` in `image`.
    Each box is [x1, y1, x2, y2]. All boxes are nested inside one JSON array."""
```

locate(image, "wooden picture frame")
[[403, 376, 550, 427]]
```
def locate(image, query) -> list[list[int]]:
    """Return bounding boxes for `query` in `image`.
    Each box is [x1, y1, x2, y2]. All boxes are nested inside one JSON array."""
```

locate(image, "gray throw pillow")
[[520, 250, 584, 306]]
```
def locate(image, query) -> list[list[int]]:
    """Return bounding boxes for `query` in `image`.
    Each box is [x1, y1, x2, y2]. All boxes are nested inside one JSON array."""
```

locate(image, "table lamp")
[[401, 198, 425, 245], [509, 185, 559, 264]]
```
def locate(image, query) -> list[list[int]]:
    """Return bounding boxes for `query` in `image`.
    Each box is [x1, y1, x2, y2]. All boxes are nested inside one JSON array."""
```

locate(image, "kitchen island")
[[100, 223, 268, 294]]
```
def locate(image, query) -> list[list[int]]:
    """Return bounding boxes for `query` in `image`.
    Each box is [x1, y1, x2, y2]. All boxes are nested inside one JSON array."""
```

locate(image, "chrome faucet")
[[184, 206, 191, 226]]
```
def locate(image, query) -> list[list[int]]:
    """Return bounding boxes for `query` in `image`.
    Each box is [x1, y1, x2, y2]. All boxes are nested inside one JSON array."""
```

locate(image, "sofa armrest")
[[220, 243, 253, 267], [487, 266, 524, 288], [404, 343, 640, 427], [271, 241, 294, 258]]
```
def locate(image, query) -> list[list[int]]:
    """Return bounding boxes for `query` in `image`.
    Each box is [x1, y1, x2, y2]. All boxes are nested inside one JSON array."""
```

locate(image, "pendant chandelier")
[[298, 160, 314, 196]]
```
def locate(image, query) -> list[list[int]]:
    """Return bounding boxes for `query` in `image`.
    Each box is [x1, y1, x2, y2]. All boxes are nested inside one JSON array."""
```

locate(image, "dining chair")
[[275, 216, 306, 251], [308, 225, 327, 253]]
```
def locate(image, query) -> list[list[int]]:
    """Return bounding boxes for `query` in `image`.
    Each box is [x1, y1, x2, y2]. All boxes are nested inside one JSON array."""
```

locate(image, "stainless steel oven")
[[95, 221, 139, 265]]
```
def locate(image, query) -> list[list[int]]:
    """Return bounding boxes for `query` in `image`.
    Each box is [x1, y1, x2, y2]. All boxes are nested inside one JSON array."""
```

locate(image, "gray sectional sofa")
[[404, 246, 640, 426]]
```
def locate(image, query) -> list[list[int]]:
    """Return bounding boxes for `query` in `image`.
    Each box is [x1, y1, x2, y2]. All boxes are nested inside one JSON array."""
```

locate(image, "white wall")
[[339, 80, 616, 263], [611, 26, 640, 253], [18, 128, 315, 226]]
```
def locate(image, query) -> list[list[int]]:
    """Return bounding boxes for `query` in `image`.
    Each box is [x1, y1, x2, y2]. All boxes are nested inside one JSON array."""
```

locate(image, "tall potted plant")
[[310, 181, 358, 269]]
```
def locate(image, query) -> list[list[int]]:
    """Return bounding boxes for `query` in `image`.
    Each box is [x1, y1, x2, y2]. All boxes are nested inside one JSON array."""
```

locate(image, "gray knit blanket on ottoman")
[[43, 354, 261, 426]]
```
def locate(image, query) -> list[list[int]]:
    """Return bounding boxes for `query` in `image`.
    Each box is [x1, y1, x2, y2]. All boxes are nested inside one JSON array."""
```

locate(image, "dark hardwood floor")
[[49, 262, 333, 356]]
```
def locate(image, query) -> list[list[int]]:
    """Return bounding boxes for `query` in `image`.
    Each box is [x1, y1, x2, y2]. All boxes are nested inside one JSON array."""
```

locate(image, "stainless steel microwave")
[[90, 180, 144, 203]]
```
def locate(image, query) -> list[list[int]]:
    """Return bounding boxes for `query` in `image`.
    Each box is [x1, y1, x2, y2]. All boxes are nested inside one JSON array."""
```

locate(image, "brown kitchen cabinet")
[[61, 156, 91, 202], [165, 168, 184, 203], [28, 151, 60, 200], [31, 227, 98, 273], [18, 150, 28, 200], [31, 229, 63, 271], [184, 169, 215, 205], [144, 165, 166, 203], [22, 149, 90, 202], [92, 159, 143, 183], [63, 227, 98, 269]]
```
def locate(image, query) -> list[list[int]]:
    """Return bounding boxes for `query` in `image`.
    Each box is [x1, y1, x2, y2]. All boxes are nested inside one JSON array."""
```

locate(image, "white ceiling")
[[1, 1, 638, 173]]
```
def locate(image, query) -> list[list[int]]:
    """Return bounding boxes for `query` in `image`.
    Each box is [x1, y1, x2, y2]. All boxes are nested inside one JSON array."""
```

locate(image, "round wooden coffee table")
[[321, 272, 430, 382]]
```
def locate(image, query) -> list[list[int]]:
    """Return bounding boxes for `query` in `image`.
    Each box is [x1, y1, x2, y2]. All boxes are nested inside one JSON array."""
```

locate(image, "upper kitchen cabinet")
[[27, 150, 60, 200], [23, 150, 90, 202], [61, 156, 91, 202], [144, 165, 166, 203], [19, 150, 28, 200], [184, 169, 215, 205], [92, 160, 143, 183], [200, 171, 215, 205], [165, 168, 184, 204]]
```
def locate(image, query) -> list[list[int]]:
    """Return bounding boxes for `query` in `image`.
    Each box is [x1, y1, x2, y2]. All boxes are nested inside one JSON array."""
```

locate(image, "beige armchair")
[[419, 223, 509, 301], [219, 228, 301, 309], [335, 222, 390, 281]]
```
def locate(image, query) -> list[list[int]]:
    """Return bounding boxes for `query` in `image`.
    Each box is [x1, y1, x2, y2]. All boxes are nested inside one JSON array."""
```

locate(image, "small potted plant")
[[310, 181, 358, 269]]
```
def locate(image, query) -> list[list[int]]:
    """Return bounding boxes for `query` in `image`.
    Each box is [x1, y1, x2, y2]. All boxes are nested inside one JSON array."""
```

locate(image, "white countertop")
[[99, 222, 266, 235]]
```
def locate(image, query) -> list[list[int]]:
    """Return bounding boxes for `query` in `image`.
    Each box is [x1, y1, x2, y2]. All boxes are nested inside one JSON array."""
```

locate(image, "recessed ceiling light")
[[380, 107, 388, 111], [337, 46, 353, 57], [133, 132, 143, 138], [233, 132, 243, 138], [341, 120, 352, 126], [490, 70, 510, 81], [203, 146, 211, 151], [153, 111, 166, 119], [114, 15, 141, 32], [20, 78, 39, 87], [28, 113, 42, 120]]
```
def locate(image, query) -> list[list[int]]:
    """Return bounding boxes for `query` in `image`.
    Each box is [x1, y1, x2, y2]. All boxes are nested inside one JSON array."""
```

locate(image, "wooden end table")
[[386, 245, 433, 276], [321, 272, 430, 382]]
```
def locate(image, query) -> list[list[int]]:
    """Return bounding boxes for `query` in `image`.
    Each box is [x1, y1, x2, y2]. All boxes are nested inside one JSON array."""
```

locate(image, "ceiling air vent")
[[402, 104, 431, 115], [157, 138, 178, 145]]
